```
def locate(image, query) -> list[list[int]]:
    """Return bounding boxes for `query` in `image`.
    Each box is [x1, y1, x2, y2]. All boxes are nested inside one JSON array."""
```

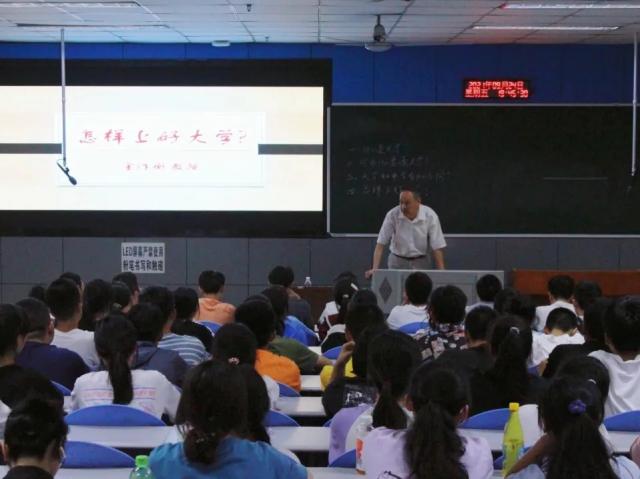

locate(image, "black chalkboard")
[[330, 105, 639, 234]]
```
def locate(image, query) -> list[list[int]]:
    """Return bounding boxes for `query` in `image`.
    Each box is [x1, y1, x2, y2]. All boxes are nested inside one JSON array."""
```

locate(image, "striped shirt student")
[[159, 333, 210, 366]]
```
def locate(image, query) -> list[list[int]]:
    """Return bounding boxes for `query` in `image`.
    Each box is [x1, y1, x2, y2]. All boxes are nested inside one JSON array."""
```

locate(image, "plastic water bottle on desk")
[[303, 276, 312, 288], [502, 402, 525, 476], [355, 414, 373, 475], [130, 455, 154, 479]]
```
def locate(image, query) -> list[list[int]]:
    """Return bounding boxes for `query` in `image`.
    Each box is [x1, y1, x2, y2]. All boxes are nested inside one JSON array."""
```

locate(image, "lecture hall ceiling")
[[0, 0, 636, 44]]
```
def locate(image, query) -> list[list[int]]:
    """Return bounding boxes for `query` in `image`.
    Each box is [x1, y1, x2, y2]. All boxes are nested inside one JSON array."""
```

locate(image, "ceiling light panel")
[[502, 2, 640, 8], [0, 2, 140, 7]]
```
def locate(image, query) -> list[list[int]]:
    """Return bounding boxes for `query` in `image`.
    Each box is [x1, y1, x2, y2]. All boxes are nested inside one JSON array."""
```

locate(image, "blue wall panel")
[[373, 46, 436, 102], [185, 43, 249, 59], [0, 41, 634, 103], [248, 43, 312, 59], [312, 44, 374, 103]]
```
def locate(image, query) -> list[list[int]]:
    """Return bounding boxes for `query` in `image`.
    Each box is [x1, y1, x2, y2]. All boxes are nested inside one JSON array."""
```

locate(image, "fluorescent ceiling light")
[[16, 23, 167, 29], [473, 25, 619, 30], [502, 2, 640, 8], [0, 2, 139, 7]]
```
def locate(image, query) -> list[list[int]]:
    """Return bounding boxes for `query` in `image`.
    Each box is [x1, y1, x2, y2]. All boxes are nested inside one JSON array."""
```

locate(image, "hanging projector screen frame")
[[0, 59, 331, 237]]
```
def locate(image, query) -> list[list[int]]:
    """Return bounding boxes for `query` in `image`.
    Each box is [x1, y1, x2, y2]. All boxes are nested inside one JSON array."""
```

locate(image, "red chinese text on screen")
[[463, 80, 530, 100]]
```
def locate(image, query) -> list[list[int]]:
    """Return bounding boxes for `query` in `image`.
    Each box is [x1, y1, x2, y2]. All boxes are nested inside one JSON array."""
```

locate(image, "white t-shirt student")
[[466, 301, 494, 313], [0, 400, 10, 439], [534, 300, 576, 332], [386, 304, 429, 330], [71, 369, 181, 421], [589, 350, 640, 417], [363, 427, 493, 479], [530, 331, 585, 367], [509, 456, 640, 479], [52, 328, 100, 370]]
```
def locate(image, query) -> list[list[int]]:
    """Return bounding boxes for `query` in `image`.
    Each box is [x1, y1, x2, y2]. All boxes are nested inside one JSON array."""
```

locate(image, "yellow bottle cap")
[[509, 402, 520, 412]]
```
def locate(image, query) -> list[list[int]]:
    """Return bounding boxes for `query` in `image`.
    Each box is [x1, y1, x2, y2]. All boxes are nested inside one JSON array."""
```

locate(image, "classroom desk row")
[[0, 466, 358, 479], [66, 425, 640, 456], [64, 395, 327, 418]]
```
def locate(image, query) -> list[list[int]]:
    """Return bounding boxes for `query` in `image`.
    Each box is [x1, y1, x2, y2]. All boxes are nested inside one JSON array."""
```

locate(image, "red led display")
[[463, 79, 531, 100]]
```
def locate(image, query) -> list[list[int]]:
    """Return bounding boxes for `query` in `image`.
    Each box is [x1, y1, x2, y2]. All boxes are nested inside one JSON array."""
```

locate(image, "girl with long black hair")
[[363, 363, 493, 479], [71, 314, 180, 421]]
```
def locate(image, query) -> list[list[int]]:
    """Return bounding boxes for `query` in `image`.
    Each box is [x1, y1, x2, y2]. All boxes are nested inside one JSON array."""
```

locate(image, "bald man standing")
[[365, 187, 446, 279]]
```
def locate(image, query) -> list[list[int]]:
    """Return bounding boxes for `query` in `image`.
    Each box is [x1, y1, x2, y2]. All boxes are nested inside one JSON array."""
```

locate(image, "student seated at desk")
[[466, 274, 502, 313], [437, 305, 497, 383], [268, 266, 313, 329], [0, 305, 62, 416], [150, 360, 309, 479], [211, 323, 280, 408], [534, 275, 576, 332], [322, 322, 385, 418], [79, 279, 113, 332], [318, 277, 358, 345], [1, 399, 68, 479], [171, 287, 213, 352], [194, 270, 235, 326], [329, 330, 420, 463], [317, 271, 359, 337], [235, 298, 302, 392], [320, 302, 386, 389], [15, 298, 88, 391], [531, 308, 584, 374], [47, 278, 100, 370], [413, 285, 468, 361], [129, 303, 188, 387], [141, 287, 209, 367], [386, 272, 432, 331], [469, 316, 546, 416], [71, 314, 180, 421], [261, 287, 326, 370], [573, 280, 603, 322], [363, 363, 493, 479], [589, 296, 640, 417], [543, 298, 611, 379], [111, 281, 133, 314], [507, 377, 639, 479]]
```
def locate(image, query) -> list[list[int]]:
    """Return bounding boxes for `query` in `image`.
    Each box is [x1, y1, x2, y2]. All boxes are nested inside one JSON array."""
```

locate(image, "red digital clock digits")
[[464, 79, 530, 100]]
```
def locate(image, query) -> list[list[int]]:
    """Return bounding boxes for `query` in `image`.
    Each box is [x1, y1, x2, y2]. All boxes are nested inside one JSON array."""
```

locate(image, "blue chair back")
[[201, 321, 221, 333], [323, 418, 333, 427], [265, 410, 300, 427], [62, 441, 135, 469], [461, 408, 510, 430], [52, 381, 71, 396], [323, 346, 342, 360], [278, 382, 300, 397], [65, 405, 165, 426], [604, 411, 640, 431], [329, 449, 356, 468], [398, 322, 428, 334]]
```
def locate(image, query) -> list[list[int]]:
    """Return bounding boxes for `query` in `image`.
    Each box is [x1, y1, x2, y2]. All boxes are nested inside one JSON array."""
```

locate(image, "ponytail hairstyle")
[[405, 364, 469, 479], [486, 315, 533, 405], [211, 323, 258, 365], [94, 314, 136, 405], [238, 364, 270, 443], [541, 377, 617, 479], [176, 360, 247, 465], [334, 278, 358, 325], [368, 330, 421, 429], [80, 279, 114, 331], [111, 281, 132, 313]]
